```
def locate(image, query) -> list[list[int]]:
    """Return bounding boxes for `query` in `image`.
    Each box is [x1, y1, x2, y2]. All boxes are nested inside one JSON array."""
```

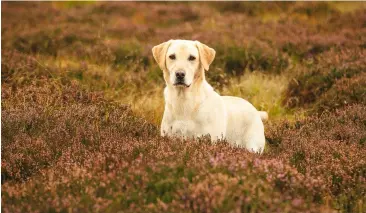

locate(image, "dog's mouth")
[[173, 82, 191, 87]]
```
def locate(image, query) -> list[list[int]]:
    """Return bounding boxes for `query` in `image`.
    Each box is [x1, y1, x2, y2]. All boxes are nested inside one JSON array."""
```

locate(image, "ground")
[[1, 2, 366, 212]]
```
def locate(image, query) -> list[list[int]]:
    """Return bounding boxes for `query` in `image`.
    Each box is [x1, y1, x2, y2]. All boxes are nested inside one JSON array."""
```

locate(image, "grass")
[[223, 72, 289, 119], [2, 2, 366, 212]]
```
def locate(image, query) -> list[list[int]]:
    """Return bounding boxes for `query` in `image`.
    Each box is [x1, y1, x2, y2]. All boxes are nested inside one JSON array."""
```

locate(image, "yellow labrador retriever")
[[152, 40, 268, 153]]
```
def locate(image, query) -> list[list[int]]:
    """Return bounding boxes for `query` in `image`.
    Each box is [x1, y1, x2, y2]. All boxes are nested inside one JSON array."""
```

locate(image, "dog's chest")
[[165, 100, 208, 136], [169, 102, 194, 119]]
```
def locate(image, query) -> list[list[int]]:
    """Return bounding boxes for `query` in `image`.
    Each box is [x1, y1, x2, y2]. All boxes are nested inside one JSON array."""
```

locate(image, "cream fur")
[[152, 39, 267, 153]]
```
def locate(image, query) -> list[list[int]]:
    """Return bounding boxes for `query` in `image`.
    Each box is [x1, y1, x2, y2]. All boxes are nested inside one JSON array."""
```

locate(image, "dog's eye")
[[169, 54, 176, 60], [188, 55, 196, 61]]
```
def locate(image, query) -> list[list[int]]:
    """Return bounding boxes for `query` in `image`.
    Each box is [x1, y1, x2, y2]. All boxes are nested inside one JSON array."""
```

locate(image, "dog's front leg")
[[201, 123, 226, 142], [170, 120, 196, 139], [161, 110, 173, 137]]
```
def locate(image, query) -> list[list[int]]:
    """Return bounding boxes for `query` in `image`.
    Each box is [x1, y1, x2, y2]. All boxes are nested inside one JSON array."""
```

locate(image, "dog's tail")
[[258, 111, 268, 121]]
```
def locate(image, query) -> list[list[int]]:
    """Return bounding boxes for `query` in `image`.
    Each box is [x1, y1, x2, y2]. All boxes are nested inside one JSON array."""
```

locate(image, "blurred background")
[[2, 1, 365, 125], [2, 2, 366, 212]]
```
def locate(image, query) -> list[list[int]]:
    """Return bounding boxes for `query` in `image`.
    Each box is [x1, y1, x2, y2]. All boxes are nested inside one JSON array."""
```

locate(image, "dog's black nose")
[[175, 72, 185, 80]]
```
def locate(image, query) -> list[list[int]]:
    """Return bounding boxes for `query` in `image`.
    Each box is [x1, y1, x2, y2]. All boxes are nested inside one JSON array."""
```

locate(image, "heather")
[[2, 2, 366, 212]]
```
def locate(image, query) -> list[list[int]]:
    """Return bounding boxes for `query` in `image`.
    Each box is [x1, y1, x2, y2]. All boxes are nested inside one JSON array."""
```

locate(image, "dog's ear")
[[152, 40, 172, 71], [195, 41, 216, 71]]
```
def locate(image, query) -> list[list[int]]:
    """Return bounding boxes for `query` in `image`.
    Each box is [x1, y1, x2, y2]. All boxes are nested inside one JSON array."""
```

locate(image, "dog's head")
[[152, 40, 215, 88]]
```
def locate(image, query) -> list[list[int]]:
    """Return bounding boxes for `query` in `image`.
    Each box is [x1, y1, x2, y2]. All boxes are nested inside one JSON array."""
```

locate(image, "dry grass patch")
[[223, 72, 290, 119]]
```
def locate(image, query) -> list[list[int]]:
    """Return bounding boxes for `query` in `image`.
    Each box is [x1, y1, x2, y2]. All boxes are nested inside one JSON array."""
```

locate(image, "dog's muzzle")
[[174, 71, 190, 87]]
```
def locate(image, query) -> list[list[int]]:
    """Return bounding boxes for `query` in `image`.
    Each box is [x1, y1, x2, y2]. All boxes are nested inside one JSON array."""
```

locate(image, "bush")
[[2, 2, 366, 212], [284, 47, 366, 111]]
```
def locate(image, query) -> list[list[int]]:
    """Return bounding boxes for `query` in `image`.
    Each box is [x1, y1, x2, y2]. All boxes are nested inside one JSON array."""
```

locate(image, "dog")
[[152, 40, 268, 153]]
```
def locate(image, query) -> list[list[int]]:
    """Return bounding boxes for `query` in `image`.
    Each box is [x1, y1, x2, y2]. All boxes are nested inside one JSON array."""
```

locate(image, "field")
[[1, 2, 366, 212]]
